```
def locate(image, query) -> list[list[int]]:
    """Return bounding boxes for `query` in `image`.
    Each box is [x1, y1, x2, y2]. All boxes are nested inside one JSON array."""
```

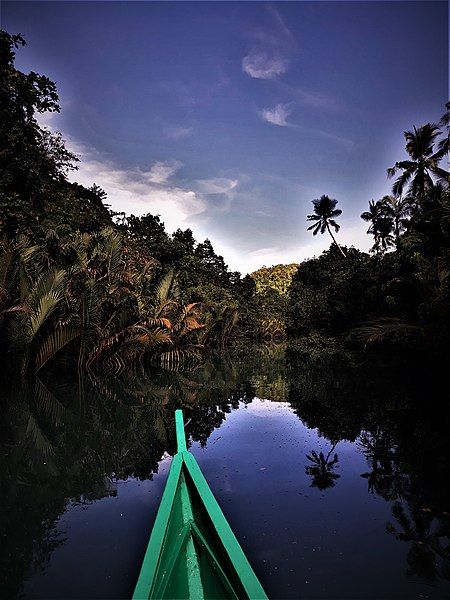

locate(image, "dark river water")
[[2, 346, 450, 599]]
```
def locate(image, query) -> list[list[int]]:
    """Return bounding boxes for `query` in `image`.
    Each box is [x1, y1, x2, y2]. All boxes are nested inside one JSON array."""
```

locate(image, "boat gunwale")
[[132, 409, 268, 600], [132, 452, 184, 599]]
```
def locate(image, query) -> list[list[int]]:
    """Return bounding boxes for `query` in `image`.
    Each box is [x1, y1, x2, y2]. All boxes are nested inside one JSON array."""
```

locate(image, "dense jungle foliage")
[[249, 263, 298, 342], [287, 113, 450, 358], [0, 31, 269, 381], [1, 29, 449, 383]]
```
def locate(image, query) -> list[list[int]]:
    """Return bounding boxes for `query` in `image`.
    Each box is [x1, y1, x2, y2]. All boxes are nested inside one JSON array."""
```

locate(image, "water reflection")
[[358, 430, 406, 499], [1, 346, 450, 597], [305, 444, 341, 490], [387, 502, 450, 582]]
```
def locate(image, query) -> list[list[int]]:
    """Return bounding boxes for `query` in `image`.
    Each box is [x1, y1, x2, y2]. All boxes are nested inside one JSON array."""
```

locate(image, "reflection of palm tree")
[[305, 443, 340, 490], [358, 431, 404, 500], [387, 502, 450, 582]]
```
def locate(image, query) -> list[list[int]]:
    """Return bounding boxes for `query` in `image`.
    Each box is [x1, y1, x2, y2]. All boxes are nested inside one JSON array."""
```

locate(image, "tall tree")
[[438, 101, 450, 157], [0, 30, 112, 236], [361, 196, 410, 252], [380, 195, 411, 247], [307, 195, 346, 257], [361, 200, 382, 233], [387, 123, 448, 202], [0, 31, 77, 231]]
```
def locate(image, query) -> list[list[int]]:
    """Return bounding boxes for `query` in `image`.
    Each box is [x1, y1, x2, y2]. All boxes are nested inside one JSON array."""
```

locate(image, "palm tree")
[[372, 217, 395, 253], [361, 199, 388, 248], [438, 101, 449, 157], [380, 195, 411, 246], [387, 123, 448, 201], [0, 237, 80, 376], [307, 195, 346, 257], [361, 199, 382, 228], [361, 196, 410, 252]]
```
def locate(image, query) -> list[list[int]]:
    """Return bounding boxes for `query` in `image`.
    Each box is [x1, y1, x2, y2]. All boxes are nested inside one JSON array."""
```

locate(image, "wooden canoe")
[[132, 409, 268, 599]]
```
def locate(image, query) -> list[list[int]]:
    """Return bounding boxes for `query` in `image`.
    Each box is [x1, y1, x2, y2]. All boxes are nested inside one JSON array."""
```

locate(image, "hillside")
[[249, 263, 299, 342], [250, 263, 299, 296]]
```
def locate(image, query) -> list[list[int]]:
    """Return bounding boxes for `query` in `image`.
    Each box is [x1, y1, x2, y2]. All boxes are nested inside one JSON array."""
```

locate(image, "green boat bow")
[[133, 410, 268, 600]]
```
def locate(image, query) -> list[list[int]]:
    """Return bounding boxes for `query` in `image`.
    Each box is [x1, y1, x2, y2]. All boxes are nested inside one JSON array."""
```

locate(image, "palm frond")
[[103, 227, 124, 277], [25, 413, 55, 458], [328, 219, 340, 232], [35, 326, 81, 371], [35, 379, 73, 425], [354, 318, 425, 348], [155, 269, 174, 306]]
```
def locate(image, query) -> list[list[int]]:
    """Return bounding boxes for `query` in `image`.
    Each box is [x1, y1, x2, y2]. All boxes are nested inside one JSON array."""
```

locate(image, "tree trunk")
[[326, 223, 346, 257], [325, 442, 338, 463], [395, 216, 400, 250]]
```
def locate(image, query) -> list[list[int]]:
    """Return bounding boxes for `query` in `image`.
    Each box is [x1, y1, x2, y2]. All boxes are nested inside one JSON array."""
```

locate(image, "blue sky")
[[3, 1, 448, 272]]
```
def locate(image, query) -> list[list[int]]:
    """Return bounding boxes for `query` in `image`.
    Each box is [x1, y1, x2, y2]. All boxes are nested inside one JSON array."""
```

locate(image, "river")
[[2, 346, 449, 598]]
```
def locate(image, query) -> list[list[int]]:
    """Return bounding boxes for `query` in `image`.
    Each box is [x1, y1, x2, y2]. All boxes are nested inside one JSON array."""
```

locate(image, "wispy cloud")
[[275, 81, 341, 112], [316, 129, 354, 150], [242, 50, 288, 80], [261, 103, 293, 126], [164, 125, 194, 140], [242, 4, 294, 81], [145, 160, 182, 184], [266, 4, 294, 41], [249, 246, 280, 258], [196, 178, 238, 195], [192, 178, 239, 216]]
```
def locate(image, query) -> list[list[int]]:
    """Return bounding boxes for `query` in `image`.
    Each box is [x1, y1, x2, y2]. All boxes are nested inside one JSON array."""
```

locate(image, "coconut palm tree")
[[361, 199, 382, 230], [361, 196, 410, 252], [371, 217, 395, 253], [380, 195, 411, 246], [387, 123, 448, 201], [307, 195, 346, 257], [438, 101, 449, 157], [361, 199, 389, 249]]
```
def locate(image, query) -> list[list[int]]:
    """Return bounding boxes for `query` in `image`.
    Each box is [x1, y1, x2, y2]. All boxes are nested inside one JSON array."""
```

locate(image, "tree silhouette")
[[307, 195, 346, 257], [387, 123, 448, 201], [305, 443, 341, 490]]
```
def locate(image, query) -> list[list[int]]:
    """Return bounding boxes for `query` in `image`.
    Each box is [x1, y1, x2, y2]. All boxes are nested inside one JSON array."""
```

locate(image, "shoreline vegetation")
[[1, 29, 449, 386]]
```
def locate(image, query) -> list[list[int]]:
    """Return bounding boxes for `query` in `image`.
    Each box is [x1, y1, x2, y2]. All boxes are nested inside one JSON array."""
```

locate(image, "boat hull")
[[133, 411, 268, 600]]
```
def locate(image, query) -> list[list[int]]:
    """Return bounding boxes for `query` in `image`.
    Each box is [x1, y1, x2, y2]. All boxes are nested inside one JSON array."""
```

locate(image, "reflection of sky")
[[22, 398, 446, 598], [4, 1, 447, 272]]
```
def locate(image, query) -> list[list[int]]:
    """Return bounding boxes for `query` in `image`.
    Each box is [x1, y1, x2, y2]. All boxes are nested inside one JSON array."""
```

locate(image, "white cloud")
[[196, 178, 238, 195], [145, 160, 182, 184], [65, 142, 205, 232], [261, 103, 292, 127], [202, 213, 373, 275], [52, 133, 370, 276], [242, 50, 288, 79], [249, 246, 279, 258]]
